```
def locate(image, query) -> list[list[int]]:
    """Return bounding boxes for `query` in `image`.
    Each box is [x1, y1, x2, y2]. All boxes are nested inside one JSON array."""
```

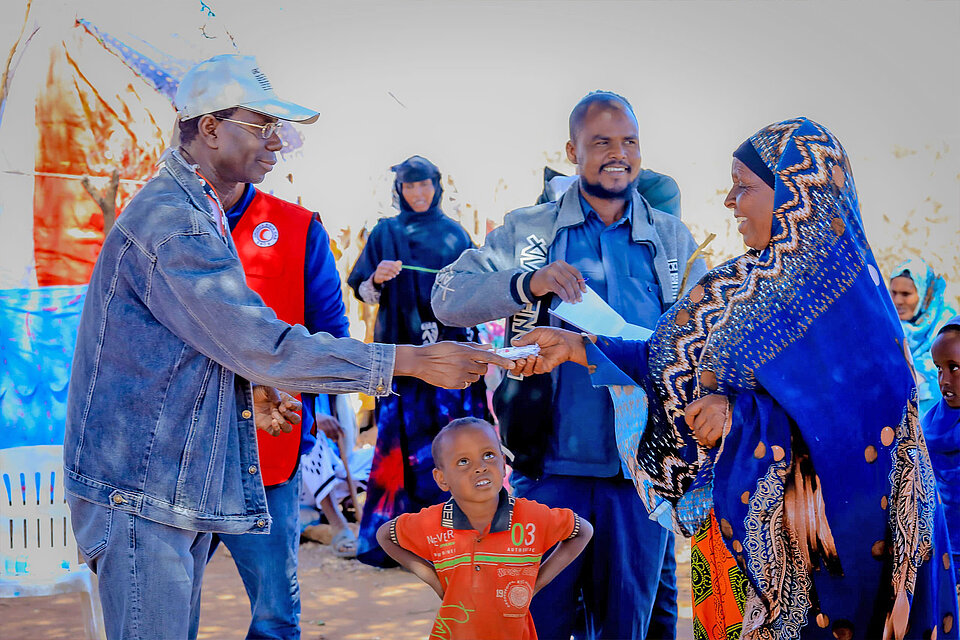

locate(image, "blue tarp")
[[0, 286, 86, 449]]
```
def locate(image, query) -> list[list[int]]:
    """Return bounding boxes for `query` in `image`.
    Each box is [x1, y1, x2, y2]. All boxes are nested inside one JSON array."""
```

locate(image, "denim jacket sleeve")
[[144, 220, 394, 396]]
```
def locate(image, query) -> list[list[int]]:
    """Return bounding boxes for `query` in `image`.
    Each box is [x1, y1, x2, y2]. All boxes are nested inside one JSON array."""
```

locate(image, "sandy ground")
[[2, 536, 693, 640]]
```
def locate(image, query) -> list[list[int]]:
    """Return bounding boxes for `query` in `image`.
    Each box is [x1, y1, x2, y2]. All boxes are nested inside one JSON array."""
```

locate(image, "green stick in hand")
[[401, 265, 440, 274]]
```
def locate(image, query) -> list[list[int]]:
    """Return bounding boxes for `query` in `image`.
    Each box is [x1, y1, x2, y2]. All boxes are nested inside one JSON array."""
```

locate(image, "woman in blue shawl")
[[516, 118, 958, 639], [348, 156, 488, 567], [889, 258, 959, 414]]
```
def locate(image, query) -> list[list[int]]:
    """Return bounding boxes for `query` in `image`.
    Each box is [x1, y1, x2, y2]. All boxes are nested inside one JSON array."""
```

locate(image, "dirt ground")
[[2, 536, 694, 639]]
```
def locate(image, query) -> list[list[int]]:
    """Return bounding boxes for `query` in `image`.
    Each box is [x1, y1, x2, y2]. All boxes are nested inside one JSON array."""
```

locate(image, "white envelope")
[[548, 285, 653, 341]]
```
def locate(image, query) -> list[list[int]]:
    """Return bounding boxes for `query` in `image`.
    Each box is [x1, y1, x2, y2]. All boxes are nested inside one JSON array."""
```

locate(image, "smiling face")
[[931, 329, 960, 408], [432, 422, 505, 505], [207, 108, 282, 185], [566, 103, 642, 200], [400, 179, 437, 213], [724, 158, 776, 250], [889, 275, 921, 321]]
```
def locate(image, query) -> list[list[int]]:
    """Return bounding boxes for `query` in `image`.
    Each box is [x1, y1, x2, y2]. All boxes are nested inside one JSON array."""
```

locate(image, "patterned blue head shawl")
[[698, 118, 903, 393], [888, 256, 958, 409]]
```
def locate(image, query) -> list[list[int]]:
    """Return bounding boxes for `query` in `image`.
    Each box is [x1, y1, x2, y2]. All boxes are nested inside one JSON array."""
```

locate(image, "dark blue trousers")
[[514, 474, 678, 640]]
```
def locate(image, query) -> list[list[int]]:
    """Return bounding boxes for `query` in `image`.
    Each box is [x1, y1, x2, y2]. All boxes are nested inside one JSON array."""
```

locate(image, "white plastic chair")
[[0, 445, 106, 639]]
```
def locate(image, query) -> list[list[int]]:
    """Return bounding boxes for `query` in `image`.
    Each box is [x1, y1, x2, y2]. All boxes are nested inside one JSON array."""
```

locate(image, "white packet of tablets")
[[493, 344, 541, 360]]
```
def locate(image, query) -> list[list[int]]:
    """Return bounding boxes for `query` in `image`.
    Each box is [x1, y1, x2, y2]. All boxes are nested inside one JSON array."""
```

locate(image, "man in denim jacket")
[[63, 54, 514, 640], [431, 92, 706, 640]]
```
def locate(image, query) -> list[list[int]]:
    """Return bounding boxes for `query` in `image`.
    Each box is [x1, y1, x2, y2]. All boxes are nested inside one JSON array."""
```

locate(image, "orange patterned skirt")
[[691, 511, 749, 640]]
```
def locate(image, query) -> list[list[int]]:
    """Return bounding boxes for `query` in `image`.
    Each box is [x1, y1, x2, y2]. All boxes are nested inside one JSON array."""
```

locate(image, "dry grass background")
[[330, 141, 958, 344]]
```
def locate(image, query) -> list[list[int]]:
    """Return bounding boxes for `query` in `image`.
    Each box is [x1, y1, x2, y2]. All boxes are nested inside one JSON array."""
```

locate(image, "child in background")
[[922, 316, 960, 590], [376, 418, 592, 640]]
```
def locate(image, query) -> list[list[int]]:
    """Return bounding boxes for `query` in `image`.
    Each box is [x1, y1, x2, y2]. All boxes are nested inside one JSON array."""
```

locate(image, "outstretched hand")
[[684, 394, 729, 448], [394, 342, 516, 389], [252, 385, 302, 437], [510, 328, 590, 376]]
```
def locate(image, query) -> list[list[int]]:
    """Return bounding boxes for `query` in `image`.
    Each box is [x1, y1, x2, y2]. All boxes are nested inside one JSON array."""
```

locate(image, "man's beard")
[[579, 174, 637, 201]]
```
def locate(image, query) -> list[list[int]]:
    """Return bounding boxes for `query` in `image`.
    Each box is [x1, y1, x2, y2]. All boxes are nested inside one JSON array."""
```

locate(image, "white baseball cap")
[[174, 54, 319, 124]]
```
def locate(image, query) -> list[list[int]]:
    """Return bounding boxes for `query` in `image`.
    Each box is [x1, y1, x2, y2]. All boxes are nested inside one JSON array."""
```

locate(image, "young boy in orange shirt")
[[376, 417, 593, 640]]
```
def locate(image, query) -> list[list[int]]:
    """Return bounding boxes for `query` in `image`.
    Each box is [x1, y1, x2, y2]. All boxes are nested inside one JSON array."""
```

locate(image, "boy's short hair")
[[936, 316, 960, 337], [431, 417, 499, 469]]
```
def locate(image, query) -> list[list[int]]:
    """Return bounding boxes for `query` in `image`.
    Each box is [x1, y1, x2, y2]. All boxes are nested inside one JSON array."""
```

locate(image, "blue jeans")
[[513, 474, 678, 640], [210, 472, 301, 639], [67, 494, 212, 640]]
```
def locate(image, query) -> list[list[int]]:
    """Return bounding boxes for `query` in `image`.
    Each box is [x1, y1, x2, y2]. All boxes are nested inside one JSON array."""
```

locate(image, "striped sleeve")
[[566, 514, 582, 540], [392, 510, 434, 561], [388, 518, 399, 545], [509, 271, 536, 305]]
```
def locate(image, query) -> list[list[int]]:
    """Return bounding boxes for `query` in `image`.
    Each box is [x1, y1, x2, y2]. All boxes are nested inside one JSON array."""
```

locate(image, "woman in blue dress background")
[[889, 257, 958, 414]]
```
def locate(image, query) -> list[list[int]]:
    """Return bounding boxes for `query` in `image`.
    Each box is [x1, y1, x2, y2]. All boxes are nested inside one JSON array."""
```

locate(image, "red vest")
[[233, 189, 311, 486]]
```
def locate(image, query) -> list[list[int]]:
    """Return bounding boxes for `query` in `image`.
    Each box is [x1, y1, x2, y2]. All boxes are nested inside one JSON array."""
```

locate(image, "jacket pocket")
[[174, 359, 217, 510], [68, 496, 115, 562]]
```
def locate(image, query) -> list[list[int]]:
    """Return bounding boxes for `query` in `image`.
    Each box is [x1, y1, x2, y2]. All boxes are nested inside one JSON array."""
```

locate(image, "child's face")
[[433, 425, 506, 505], [931, 331, 960, 409]]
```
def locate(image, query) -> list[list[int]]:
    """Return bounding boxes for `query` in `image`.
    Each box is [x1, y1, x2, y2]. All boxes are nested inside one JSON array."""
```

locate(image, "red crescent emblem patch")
[[252, 222, 279, 247]]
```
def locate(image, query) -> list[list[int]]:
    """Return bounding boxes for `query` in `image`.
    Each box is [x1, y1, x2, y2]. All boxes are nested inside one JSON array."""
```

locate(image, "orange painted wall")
[[33, 30, 165, 285]]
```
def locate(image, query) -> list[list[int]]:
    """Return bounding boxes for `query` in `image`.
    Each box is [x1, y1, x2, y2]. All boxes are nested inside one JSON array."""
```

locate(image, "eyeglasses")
[[216, 117, 284, 139]]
